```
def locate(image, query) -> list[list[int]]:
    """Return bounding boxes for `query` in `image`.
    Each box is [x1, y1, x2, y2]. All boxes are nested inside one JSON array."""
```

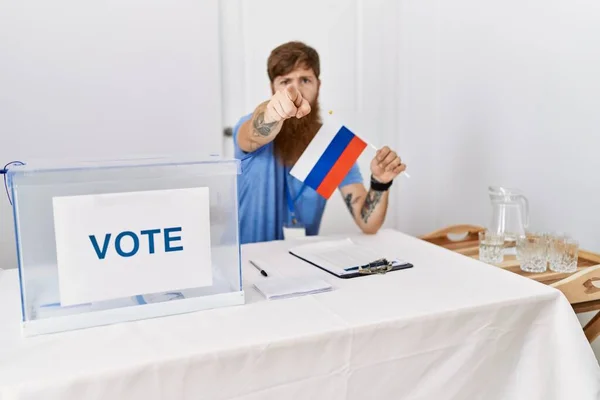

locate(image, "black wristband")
[[370, 175, 393, 192]]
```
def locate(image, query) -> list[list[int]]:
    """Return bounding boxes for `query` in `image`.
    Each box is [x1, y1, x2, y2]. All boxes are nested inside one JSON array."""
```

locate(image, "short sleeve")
[[232, 113, 253, 160], [339, 162, 363, 188]]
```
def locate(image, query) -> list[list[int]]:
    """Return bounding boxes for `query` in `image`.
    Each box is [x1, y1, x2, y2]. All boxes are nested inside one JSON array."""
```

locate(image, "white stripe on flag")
[[290, 118, 341, 182]]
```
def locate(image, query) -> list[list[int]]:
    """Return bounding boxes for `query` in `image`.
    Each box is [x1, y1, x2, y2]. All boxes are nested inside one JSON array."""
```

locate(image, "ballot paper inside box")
[[6, 156, 244, 337]]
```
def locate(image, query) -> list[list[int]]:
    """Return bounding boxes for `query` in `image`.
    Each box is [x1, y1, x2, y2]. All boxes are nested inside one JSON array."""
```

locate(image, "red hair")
[[267, 41, 320, 82]]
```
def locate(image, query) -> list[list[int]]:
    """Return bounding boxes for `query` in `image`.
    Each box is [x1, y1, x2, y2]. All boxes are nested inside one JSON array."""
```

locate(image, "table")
[[1, 229, 599, 400], [420, 224, 600, 342]]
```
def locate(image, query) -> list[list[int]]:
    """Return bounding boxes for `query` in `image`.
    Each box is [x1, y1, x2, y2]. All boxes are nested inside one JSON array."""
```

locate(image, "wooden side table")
[[420, 224, 600, 342]]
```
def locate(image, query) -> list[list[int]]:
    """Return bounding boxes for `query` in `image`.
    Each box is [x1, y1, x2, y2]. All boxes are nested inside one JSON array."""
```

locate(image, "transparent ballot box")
[[7, 157, 244, 336]]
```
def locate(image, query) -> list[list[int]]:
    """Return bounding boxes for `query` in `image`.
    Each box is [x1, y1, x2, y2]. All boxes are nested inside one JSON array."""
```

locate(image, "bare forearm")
[[344, 188, 389, 234], [360, 188, 389, 231], [238, 101, 283, 152], [342, 144, 404, 234]]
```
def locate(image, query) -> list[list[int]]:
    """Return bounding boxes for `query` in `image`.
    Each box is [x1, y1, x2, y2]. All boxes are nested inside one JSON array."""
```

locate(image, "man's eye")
[[302, 78, 310, 83]]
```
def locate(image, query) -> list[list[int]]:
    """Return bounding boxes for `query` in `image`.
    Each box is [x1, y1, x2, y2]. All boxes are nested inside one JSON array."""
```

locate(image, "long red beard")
[[274, 102, 321, 166]]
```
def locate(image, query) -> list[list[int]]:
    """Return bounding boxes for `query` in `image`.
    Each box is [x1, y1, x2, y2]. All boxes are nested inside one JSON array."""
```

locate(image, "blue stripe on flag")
[[304, 126, 355, 190]]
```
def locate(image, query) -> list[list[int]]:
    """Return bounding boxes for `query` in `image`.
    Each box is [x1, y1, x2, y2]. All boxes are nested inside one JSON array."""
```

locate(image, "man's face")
[[270, 66, 321, 166], [271, 67, 320, 105]]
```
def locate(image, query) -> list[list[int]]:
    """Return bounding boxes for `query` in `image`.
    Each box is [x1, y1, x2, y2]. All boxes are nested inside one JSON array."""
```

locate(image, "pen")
[[249, 260, 268, 277], [344, 259, 390, 272]]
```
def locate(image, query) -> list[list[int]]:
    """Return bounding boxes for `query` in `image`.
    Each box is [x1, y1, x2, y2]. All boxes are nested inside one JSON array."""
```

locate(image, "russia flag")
[[290, 117, 367, 199]]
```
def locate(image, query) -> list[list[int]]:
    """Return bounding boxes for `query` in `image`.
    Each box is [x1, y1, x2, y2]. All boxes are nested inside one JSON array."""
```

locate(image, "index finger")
[[285, 86, 304, 107]]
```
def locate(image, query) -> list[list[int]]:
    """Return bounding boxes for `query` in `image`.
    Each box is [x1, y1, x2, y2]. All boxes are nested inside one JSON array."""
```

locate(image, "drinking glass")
[[517, 232, 547, 273], [479, 230, 504, 265], [549, 234, 579, 273]]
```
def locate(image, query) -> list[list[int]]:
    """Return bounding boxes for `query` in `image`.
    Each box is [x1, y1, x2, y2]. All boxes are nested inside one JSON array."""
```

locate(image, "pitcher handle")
[[519, 195, 530, 229]]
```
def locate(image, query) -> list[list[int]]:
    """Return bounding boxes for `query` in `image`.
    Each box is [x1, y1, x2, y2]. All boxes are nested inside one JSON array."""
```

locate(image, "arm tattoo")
[[360, 189, 383, 223], [252, 112, 278, 137], [343, 193, 361, 218]]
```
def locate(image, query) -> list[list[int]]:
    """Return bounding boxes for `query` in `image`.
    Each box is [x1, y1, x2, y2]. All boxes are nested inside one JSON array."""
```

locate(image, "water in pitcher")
[[489, 186, 529, 244]]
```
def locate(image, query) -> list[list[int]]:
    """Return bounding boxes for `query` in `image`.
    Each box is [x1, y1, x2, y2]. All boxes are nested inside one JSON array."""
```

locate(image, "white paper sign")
[[52, 187, 213, 306]]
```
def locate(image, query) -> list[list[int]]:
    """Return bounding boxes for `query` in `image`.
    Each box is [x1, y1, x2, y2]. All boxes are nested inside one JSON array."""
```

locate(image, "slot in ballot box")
[[6, 156, 244, 336]]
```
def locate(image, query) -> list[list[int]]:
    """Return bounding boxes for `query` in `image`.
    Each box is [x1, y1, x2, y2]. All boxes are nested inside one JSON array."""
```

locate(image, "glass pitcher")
[[489, 186, 529, 241]]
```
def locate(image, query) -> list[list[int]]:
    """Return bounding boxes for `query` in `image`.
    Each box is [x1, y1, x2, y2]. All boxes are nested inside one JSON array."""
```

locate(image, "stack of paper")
[[288, 238, 412, 277], [254, 277, 332, 300], [289, 238, 386, 276]]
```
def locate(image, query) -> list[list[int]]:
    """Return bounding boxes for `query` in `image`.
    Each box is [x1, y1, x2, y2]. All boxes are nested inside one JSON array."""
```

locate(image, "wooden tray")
[[420, 224, 600, 286]]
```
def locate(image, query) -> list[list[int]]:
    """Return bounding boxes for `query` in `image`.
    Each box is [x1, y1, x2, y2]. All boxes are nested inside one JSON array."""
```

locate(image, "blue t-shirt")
[[233, 114, 363, 244]]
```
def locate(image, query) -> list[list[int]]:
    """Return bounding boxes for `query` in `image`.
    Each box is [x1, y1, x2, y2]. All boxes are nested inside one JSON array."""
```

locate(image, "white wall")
[[0, 0, 223, 269], [397, 0, 600, 245], [394, 0, 443, 236], [437, 0, 600, 249], [396, 0, 600, 355]]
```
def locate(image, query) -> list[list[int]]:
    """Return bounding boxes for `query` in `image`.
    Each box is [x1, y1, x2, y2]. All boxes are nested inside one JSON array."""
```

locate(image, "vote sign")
[[52, 187, 213, 306]]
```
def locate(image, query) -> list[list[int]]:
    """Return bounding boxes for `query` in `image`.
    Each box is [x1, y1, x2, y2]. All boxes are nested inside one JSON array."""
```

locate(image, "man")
[[233, 41, 406, 244]]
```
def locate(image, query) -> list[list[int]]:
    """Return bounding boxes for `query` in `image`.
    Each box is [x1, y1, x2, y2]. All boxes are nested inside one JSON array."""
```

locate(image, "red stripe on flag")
[[316, 136, 367, 199]]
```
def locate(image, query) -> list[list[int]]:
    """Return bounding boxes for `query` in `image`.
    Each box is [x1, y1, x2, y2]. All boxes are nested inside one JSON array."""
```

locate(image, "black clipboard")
[[289, 251, 414, 279]]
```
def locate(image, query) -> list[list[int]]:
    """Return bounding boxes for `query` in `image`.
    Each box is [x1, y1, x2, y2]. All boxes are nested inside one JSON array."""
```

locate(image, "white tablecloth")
[[0, 229, 599, 400]]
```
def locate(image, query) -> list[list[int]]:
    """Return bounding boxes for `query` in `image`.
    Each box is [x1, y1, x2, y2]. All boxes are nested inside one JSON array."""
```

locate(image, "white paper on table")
[[254, 277, 332, 300]]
